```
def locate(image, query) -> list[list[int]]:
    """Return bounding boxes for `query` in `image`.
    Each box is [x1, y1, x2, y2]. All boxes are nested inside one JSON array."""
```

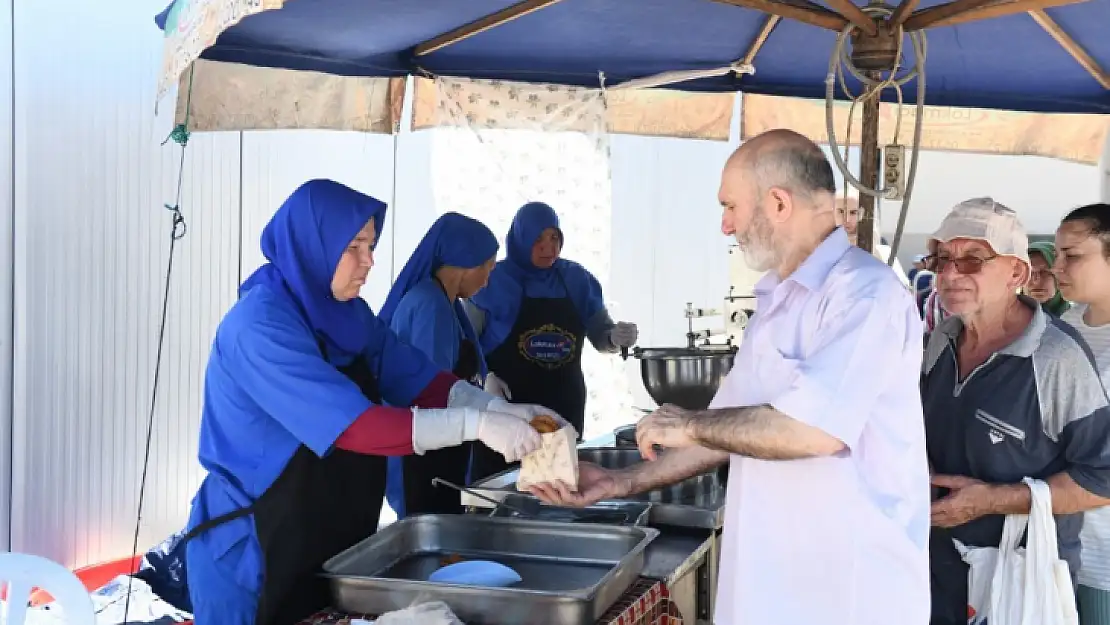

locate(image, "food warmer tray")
[[463, 447, 726, 529], [321, 514, 659, 625]]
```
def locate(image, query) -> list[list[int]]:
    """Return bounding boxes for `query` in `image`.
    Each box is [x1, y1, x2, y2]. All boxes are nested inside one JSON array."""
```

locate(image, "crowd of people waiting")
[[844, 196, 1110, 624]]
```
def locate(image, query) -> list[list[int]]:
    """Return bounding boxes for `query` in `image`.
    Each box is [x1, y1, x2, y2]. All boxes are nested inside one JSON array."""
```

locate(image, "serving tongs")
[[431, 477, 632, 524]]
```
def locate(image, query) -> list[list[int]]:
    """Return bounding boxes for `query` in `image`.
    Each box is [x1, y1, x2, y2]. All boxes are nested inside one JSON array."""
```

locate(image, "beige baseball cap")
[[928, 197, 1030, 267]]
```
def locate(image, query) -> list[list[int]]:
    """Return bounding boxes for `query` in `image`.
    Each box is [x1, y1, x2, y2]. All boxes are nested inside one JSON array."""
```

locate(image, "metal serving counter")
[[642, 528, 720, 624], [581, 433, 724, 623], [462, 437, 726, 530], [459, 433, 724, 623]]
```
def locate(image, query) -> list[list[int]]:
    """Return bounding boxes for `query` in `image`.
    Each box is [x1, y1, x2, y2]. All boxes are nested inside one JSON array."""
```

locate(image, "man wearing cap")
[[908, 254, 927, 283], [922, 197, 1110, 624]]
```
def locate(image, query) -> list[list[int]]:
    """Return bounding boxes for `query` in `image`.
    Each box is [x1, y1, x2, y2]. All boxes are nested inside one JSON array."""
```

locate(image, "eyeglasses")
[[925, 254, 999, 275]]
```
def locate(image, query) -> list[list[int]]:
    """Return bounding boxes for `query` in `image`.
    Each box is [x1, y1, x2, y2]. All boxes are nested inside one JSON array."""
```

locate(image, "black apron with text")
[[401, 333, 480, 515], [470, 271, 586, 481], [182, 343, 386, 625]]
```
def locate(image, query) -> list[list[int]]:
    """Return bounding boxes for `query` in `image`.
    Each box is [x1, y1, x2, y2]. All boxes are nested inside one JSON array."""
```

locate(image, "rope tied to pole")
[[824, 3, 927, 265], [161, 65, 195, 148], [122, 62, 194, 623]]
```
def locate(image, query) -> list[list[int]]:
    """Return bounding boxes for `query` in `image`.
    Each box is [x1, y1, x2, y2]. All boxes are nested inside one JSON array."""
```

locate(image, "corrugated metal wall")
[[0, 0, 14, 555], [0, 0, 1098, 570], [9, 0, 241, 565]]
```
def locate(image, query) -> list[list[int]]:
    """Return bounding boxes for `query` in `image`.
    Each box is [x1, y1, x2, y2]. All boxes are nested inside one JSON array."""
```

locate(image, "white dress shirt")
[[712, 227, 930, 625]]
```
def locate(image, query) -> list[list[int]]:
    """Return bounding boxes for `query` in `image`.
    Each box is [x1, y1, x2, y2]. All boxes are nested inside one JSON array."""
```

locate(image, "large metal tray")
[[463, 447, 726, 529], [488, 493, 652, 527], [322, 514, 659, 625]]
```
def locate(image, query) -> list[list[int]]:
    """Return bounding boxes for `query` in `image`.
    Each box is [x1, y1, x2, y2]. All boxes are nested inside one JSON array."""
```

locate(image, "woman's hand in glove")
[[411, 407, 541, 461], [609, 322, 638, 348], [484, 372, 512, 400], [487, 398, 570, 431], [476, 412, 543, 462]]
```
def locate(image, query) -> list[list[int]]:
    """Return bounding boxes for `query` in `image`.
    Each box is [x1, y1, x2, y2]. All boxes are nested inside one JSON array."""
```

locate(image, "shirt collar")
[[754, 227, 851, 296], [936, 295, 1047, 358]]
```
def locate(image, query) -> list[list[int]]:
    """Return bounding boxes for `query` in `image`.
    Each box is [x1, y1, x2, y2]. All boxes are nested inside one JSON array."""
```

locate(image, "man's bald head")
[[724, 129, 837, 209], [834, 192, 861, 238], [718, 129, 841, 276]]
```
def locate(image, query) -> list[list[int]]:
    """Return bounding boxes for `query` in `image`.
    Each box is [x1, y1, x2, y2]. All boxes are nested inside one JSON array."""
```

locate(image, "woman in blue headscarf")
[[181, 180, 555, 625], [466, 201, 639, 480], [378, 212, 500, 517]]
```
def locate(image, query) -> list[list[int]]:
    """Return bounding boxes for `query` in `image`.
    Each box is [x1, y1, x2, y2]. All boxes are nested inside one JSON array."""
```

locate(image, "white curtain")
[[429, 77, 634, 439]]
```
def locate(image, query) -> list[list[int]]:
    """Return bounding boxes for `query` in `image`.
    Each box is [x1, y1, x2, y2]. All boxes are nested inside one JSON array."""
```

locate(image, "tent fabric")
[[741, 93, 1110, 164], [168, 60, 737, 139], [156, 0, 1110, 114], [173, 60, 404, 133]]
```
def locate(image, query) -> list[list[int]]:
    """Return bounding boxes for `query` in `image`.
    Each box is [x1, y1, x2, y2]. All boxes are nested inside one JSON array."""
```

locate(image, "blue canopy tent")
[[154, 0, 1108, 112], [153, 0, 1109, 253]]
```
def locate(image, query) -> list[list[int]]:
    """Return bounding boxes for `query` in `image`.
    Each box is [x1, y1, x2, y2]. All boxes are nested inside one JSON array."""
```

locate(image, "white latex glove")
[[476, 411, 543, 463], [609, 321, 638, 348], [412, 407, 480, 454], [446, 380, 574, 436], [484, 372, 512, 400], [410, 407, 541, 463], [487, 397, 571, 431]]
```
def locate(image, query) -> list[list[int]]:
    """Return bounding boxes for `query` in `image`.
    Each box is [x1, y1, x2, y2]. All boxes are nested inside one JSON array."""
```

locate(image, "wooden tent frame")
[[410, 0, 1108, 252]]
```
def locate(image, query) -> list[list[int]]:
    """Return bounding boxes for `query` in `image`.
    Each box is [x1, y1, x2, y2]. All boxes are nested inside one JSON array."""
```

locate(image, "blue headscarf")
[[470, 202, 604, 352], [239, 179, 387, 361], [505, 202, 563, 276], [379, 213, 499, 366]]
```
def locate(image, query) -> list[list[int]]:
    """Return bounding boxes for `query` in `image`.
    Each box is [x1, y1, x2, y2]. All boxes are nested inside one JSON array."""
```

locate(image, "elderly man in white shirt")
[[528, 129, 930, 625]]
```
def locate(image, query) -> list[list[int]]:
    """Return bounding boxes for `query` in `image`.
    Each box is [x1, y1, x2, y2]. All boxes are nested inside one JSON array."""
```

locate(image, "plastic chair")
[[0, 553, 95, 625]]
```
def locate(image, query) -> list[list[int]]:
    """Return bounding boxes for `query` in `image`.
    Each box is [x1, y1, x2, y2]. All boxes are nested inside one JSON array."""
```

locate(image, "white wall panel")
[[609, 135, 737, 408], [240, 131, 399, 309], [10, 0, 240, 567], [0, 0, 13, 554], [390, 131, 439, 277]]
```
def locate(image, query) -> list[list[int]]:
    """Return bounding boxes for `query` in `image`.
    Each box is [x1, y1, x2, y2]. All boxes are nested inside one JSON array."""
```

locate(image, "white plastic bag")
[[953, 539, 995, 624], [955, 477, 1079, 625], [375, 600, 464, 625]]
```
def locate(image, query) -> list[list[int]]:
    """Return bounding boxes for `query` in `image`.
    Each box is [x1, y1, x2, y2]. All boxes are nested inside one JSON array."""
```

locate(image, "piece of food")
[[439, 553, 465, 567], [529, 414, 561, 434]]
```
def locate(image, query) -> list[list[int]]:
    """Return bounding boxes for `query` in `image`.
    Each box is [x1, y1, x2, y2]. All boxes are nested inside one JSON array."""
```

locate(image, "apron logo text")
[[519, 324, 577, 369]]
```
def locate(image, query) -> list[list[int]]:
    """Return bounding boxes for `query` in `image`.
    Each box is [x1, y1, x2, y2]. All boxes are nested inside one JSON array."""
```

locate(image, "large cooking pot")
[[631, 345, 737, 488], [632, 345, 737, 410]]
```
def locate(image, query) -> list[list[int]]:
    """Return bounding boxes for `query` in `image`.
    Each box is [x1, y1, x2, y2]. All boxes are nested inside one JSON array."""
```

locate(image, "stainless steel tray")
[[463, 447, 726, 529], [488, 493, 652, 527], [322, 514, 659, 625]]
